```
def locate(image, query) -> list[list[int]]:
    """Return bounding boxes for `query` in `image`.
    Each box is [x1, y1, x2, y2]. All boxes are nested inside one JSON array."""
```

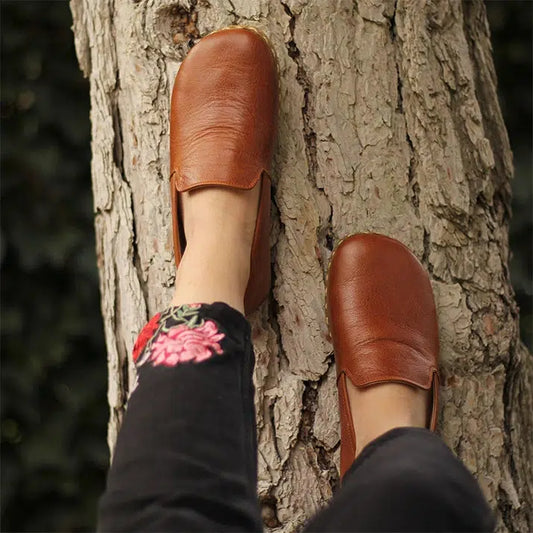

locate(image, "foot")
[[326, 233, 439, 477], [171, 183, 261, 314], [169, 27, 278, 315]]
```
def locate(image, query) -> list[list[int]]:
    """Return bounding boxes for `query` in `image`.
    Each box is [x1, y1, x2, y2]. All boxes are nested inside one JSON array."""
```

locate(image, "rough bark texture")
[[71, 0, 532, 531]]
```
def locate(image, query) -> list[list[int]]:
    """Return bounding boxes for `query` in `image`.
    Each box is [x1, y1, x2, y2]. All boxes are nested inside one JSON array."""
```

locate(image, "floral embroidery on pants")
[[133, 304, 226, 367]]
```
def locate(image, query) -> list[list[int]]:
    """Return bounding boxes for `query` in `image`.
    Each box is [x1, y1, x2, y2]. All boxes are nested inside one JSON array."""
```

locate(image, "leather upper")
[[327, 233, 440, 477], [170, 28, 278, 193]]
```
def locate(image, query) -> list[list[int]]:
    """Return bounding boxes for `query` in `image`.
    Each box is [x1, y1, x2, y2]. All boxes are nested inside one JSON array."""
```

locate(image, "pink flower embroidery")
[[149, 320, 225, 366]]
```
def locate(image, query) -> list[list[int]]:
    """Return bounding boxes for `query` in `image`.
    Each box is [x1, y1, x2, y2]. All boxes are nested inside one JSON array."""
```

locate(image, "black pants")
[[99, 303, 494, 532]]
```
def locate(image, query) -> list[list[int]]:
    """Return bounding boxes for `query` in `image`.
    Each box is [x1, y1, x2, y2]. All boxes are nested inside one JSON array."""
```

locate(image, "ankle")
[[170, 237, 250, 312], [172, 182, 262, 314], [183, 236, 251, 282], [181, 186, 260, 247], [184, 214, 255, 253], [346, 381, 430, 458]]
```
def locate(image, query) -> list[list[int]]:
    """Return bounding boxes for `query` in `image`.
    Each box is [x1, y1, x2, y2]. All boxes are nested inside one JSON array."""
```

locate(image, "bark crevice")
[[281, 2, 319, 191]]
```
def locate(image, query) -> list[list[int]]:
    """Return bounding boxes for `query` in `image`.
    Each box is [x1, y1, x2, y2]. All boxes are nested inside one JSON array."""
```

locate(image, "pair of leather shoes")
[[170, 27, 440, 476]]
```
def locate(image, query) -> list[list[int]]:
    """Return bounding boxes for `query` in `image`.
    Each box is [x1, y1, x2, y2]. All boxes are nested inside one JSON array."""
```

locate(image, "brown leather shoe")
[[326, 233, 440, 478], [169, 27, 278, 314]]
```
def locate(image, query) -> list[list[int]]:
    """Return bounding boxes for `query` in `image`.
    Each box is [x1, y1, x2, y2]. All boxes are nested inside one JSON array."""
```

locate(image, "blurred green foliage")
[[0, 1, 530, 532], [487, 1, 533, 347], [1, 2, 108, 531]]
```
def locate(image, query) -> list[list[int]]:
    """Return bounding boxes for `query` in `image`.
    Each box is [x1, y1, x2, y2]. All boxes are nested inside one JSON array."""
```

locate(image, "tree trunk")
[[70, 0, 532, 530]]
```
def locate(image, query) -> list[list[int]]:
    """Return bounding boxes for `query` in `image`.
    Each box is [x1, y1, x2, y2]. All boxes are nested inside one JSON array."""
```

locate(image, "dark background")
[[1, 1, 531, 531]]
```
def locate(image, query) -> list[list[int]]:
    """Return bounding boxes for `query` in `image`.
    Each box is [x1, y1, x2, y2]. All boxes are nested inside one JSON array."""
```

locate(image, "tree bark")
[[70, 0, 532, 530]]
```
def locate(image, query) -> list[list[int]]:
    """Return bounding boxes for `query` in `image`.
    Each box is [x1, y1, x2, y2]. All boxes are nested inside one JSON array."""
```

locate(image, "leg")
[[98, 303, 262, 532], [99, 26, 278, 532], [99, 101, 264, 533], [98, 177, 261, 531], [304, 427, 495, 532], [318, 234, 494, 531]]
